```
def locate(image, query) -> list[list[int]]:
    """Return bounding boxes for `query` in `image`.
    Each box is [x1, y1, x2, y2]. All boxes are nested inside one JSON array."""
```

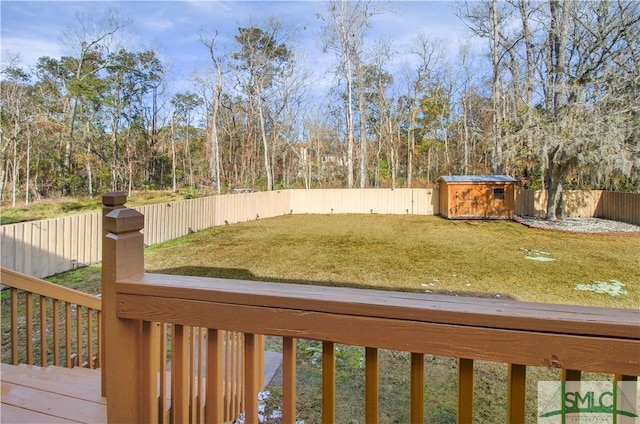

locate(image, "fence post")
[[102, 192, 145, 422]]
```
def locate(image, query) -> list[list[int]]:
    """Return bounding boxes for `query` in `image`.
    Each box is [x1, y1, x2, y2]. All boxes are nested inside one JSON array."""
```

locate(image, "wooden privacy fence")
[[104, 194, 640, 423], [1, 188, 639, 278], [514, 189, 640, 223], [597, 191, 640, 224], [515, 189, 604, 218]]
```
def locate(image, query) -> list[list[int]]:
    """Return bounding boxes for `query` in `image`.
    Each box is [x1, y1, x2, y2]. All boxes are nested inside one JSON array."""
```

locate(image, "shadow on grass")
[[150, 266, 517, 300]]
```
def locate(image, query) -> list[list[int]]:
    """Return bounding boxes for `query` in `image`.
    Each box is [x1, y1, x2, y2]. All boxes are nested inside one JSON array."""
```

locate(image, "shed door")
[[454, 186, 486, 217]]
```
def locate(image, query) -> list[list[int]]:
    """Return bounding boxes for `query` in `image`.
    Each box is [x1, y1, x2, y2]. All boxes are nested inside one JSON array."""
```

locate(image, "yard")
[[144, 214, 639, 309], [39, 214, 640, 422]]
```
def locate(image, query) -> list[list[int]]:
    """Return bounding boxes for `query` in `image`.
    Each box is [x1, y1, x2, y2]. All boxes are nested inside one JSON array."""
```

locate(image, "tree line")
[[1, 1, 638, 219]]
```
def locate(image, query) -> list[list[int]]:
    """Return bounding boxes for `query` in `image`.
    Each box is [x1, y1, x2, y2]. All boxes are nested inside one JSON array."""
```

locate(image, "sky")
[[1, 1, 482, 94]]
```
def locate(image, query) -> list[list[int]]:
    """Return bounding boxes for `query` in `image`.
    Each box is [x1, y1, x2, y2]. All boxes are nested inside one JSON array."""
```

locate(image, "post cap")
[[104, 208, 144, 234], [102, 192, 127, 207]]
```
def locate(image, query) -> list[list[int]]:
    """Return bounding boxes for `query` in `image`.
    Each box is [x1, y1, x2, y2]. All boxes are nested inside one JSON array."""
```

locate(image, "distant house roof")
[[438, 175, 517, 183]]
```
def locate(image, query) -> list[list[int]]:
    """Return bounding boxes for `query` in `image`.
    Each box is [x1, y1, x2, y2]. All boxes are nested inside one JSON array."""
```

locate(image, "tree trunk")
[[209, 101, 221, 194], [84, 122, 94, 198], [407, 107, 417, 188], [546, 161, 564, 221], [25, 124, 31, 205], [462, 93, 470, 174], [355, 55, 367, 188], [545, 0, 570, 219], [345, 56, 355, 188], [257, 95, 273, 191], [490, 0, 503, 175], [12, 126, 19, 208], [171, 118, 177, 193]]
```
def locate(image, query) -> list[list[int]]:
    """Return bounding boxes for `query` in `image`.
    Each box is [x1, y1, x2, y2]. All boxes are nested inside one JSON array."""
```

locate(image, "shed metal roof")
[[438, 175, 517, 183]]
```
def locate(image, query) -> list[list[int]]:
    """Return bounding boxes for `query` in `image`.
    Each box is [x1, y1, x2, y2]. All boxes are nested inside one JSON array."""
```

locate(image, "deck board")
[[1, 365, 106, 424], [0, 403, 74, 423]]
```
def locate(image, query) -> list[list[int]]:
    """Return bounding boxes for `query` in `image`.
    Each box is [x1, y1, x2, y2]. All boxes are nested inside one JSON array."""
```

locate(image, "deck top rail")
[[1, 268, 101, 310], [116, 273, 639, 340], [116, 273, 640, 377]]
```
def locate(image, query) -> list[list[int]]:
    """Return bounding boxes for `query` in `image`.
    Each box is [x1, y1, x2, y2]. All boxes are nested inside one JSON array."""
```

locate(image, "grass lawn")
[[144, 214, 640, 309]]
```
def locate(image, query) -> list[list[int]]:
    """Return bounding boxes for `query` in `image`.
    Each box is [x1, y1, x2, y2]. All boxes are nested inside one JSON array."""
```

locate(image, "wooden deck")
[[1, 364, 106, 423]]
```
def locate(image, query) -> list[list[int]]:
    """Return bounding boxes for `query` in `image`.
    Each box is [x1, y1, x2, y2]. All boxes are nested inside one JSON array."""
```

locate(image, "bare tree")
[[59, 8, 129, 194], [0, 64, 31, 206], [537, 0, 639, 219], [401, 35, 444, 187], [319, 0, 376, 188], [198, 31, 227, 194], [458, 0, 509, 175], [233, 20, 294, 191]]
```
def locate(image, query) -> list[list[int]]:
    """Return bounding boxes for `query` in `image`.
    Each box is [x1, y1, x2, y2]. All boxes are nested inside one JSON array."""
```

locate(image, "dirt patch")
[[513, 216, 640, 233]]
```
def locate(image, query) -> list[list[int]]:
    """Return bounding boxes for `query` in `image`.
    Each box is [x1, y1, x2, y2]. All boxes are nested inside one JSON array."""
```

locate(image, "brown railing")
[[0, 267, 102, 369], [102, 193, 640, 423]]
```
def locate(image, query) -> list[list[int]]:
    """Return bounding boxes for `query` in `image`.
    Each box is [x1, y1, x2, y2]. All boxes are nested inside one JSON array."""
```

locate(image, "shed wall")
[[440, 180, 515, 219]]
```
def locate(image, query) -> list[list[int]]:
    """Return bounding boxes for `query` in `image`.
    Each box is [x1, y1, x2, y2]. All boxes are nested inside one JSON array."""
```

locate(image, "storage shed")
[[438, 175, 517, 219]]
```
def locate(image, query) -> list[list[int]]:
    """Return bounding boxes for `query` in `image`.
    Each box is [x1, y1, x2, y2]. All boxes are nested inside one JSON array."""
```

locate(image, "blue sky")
[[1, 1, 481, 93]]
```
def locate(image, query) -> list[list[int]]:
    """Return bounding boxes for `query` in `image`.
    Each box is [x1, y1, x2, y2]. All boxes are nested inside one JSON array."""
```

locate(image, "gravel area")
[[513, 216, 640, 233]]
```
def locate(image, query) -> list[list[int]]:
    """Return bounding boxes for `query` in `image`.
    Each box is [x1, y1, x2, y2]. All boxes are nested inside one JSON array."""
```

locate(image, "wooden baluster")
[[10, 288, 18, 365], [457, 358, 474, 424], [244, 333, 259, 424], [190, 325, 197, 421], [40, 295, 47, 367], [226, 330, 235, 421], [236, 332, 244, 419], [160, 323, 168, 424], [615, 374, 637, 422], [102, 192, 145, 422], [322, 341, 336, 424], [65, 302, 72, 367], [507, 364, 526, 424], [410, 353, 424, 424], [96, 311, 102, 369], [26, 291, 33, 365], [141, 321, 160, 423], [561, 369, 581, 381], [282, 337, 297, 424], [87, 309, 94, 368], [222, 331, 228, 421], [365, 347, 378, 424], [257, 334, 265, 390], [199, 327, 206, 424], [561, 368, 581, 406], [206, 328, 224, 424], [53, 299, 60, 366], [172, 324, 190, 423], [76, 305, 83, 367]]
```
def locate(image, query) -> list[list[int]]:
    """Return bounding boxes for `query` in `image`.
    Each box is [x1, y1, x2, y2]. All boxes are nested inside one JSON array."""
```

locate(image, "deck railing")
[[102, 193, 639, 423], [0, 267, 101, 369]]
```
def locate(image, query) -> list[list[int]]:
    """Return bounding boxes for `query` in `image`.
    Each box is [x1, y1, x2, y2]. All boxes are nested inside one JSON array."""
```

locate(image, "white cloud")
[[1, 37, 63, 69], [139, 16, 175, 32]]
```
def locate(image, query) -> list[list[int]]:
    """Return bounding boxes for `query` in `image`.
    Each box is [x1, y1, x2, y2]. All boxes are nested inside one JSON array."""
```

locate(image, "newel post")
[[102, 192, 145, 422]]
